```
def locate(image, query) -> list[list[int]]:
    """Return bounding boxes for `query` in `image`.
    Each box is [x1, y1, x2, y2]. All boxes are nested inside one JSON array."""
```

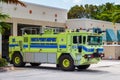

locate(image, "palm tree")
[[0, 0, 26, 33], [112, 11, 120, 24], [0, 13, 10, 33], [0, 0, 26, 7]]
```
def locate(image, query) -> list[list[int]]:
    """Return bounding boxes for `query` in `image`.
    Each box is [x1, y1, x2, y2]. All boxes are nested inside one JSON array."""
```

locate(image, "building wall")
[[1, 2, 68, 36], [103, 46, 116, 59], [103, 45, 120, 60], [66, 18, 120, 32], [66, 19, 86, 29], [1, 2, 67, 23]]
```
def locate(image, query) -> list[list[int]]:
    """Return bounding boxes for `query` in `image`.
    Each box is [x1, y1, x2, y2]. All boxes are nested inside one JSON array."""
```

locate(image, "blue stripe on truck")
[[9, 44, 19, 47]]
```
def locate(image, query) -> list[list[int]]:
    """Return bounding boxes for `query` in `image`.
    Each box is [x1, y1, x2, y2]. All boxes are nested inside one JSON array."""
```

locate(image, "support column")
[[13, 22, 18, 36], [0, 34, 1, 58]]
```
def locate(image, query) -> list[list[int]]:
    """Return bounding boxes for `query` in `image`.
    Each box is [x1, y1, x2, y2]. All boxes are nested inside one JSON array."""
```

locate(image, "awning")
[[117, 30, 120, 41], [106, 29, 117, 41], [102, 35, 106, 41]]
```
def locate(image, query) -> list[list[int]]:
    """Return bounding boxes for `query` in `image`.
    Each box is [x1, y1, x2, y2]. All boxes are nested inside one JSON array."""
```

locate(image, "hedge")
[[0, 58, 8, 67]]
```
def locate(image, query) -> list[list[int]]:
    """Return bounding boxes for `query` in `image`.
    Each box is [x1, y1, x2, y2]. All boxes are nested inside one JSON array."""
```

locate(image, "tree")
[[0, 0, 26, 33], [68, 5, 85, 19], [68, 2, 120, 24], [68, 4, 98, 19], [96, 3, 114, 21], [84, 4, 98, 19], [112, 11, 120, 24], [0, 13, 10, 34]]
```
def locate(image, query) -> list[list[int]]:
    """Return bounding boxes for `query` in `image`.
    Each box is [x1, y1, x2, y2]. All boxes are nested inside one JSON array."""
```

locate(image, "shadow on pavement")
[[24, 66, 60, 71], [19, 65, 110, 74], [76, 69, 109, 74]]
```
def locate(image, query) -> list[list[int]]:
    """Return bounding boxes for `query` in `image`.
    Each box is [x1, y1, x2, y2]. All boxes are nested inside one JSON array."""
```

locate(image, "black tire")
[[77, 65, 90, 70], [12, 53, 25, 67], [59, 55, 75, 71], [30, 63, 41, 66]]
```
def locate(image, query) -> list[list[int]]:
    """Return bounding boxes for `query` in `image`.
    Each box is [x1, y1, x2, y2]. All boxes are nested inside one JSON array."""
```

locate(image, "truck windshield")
[[87, 36, 102, 45]]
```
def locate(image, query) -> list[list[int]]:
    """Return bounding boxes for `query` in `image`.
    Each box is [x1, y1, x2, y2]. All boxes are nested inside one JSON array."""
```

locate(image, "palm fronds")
[[0, 0, 26, 7]]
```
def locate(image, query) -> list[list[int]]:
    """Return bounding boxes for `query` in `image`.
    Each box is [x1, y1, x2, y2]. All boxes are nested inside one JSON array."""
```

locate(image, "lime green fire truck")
[[9, 28, 104, 71]]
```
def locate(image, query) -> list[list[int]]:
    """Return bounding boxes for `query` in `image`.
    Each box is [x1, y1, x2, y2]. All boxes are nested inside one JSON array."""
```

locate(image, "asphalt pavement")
[[0, 60, 120, 80]]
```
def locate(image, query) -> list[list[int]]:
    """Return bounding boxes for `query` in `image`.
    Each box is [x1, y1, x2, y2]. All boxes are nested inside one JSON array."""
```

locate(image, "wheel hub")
[[63, 59, 70, 68], [15, 57, 20, 64]]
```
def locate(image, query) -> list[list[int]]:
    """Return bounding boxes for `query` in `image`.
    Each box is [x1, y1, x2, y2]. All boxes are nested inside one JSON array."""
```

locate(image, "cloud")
[[73, 0, 82, 3], [62, 0, 71, 3], [115, 2, 120, 5], [62, 0, 82, 3]]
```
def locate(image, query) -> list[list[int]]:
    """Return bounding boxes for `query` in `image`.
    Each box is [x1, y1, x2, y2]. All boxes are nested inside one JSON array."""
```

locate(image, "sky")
[[21, 0, 120, 10]]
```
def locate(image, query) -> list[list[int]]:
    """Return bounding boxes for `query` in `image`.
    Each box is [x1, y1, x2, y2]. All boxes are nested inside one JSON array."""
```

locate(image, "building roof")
[[24, 1, 68, 12], [67, 18, 120, 25]]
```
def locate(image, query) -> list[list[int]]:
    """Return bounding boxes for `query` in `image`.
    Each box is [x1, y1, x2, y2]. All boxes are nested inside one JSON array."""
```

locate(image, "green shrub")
[[0, 58, 8, 67]]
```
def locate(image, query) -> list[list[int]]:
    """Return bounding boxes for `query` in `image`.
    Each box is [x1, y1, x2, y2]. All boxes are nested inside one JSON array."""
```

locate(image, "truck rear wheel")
[[30, 63, 41, 66], [12, 53, 25, 67], [59, 55, 75, 71], [77, 65, 90, 70]]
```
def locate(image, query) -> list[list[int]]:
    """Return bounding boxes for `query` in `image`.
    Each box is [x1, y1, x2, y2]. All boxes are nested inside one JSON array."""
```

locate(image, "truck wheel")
[[30, 63, 41, 66], [12, 53, 25, 67], [59, 55, 75, 71], [77, 65, 90, 70]]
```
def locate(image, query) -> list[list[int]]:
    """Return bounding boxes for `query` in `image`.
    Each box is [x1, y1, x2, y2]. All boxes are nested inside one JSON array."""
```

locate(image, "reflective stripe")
[[78, 46, 103, 52], [23, 45, 28, 48], [30, 45, 58, 48], [9, 44, 103, 52], [59, 45, 66, 48], [31, 38, 56, 42], [9, 44, 19, 47], [82, 46, 94, 52], [23, 44, 66, 49]]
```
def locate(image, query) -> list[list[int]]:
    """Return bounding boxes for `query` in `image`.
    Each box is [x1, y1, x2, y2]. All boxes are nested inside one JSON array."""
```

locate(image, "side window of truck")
[[79, 36, 82, 44], [83, 36, 86, 44], [73, 36, 77, 44]]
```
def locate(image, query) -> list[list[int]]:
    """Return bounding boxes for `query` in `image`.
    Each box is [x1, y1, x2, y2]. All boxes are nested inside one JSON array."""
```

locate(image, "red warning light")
[[55, 14, 57, 17], [29, 10, 32, 14]]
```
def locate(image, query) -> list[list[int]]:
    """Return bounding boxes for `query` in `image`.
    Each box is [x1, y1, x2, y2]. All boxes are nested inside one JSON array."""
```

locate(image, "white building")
[[1, 2, 67, 36]]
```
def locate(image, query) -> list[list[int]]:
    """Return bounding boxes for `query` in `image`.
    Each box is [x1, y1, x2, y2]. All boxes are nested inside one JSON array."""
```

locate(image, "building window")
[[17, 24, 42, 36]]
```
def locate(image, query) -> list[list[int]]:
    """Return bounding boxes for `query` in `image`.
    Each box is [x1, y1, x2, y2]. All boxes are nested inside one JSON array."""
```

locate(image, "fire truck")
[[9, 27, 104, 71]]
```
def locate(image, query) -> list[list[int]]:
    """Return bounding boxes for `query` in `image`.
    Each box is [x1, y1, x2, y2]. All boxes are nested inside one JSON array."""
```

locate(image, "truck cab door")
[[72, 36, 79, 53], [72, 36, 82, 53]]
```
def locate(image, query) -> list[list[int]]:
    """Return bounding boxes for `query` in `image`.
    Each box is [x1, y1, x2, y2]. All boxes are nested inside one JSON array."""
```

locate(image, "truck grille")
[[93, 53, 100, 57]]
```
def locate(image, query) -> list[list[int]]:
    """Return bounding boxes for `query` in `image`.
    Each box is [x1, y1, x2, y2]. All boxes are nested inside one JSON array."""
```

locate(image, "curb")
[[0, 67, 7, 72], [0, 66, 14, 72]]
